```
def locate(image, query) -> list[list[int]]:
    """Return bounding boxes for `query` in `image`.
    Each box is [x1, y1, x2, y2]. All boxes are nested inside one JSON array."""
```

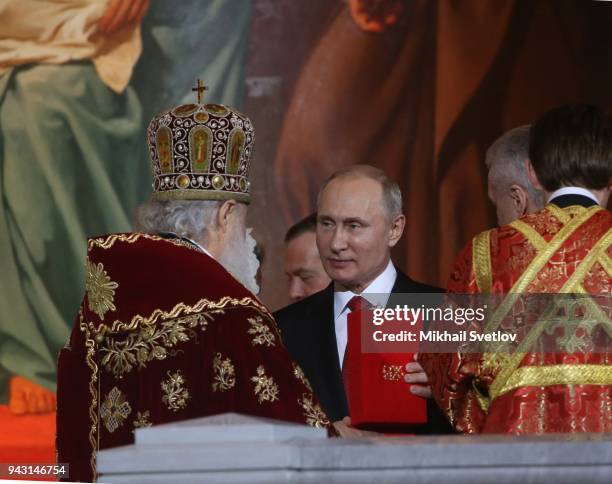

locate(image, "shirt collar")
[[333, 260, 397, 319], [547, 187, 600, 205]]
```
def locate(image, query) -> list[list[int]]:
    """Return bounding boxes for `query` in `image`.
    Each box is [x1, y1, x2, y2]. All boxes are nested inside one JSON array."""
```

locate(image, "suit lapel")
[[318, 285, 348, 420]]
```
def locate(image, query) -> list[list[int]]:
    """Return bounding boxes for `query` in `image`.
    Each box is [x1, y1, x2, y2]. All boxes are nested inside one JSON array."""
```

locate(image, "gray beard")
[[218, 228, 260, 295]]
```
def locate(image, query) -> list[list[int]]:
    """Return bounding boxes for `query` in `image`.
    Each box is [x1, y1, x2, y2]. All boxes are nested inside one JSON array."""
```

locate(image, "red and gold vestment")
[[57, 233, 328, 481], [421, 204, 611, 434]]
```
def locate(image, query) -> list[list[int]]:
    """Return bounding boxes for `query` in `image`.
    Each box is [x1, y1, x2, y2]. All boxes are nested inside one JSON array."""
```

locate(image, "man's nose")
[[288, 279, 305, 302], [329, 227, 348, 252]]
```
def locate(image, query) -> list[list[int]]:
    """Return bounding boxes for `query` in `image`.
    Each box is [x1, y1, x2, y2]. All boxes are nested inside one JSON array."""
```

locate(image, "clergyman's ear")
[[216, 199, 237, 234], [509, 184, 528, 218]]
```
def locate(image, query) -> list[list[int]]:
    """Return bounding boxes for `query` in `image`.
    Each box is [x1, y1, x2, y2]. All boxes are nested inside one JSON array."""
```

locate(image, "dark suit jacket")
[[274, 268, 453, 433]]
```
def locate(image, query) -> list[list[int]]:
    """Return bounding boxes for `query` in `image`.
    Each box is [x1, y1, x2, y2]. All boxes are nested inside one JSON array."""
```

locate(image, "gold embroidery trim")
[[293, 363, 312, 392], [212, 353, 236, 392], [86, 261, 118, 320], [546, 204, 571, 224], [489, 254, 609, 400], [133, 410, 152, 429], [90, 296, 270, 336], [251, 365, 279, 403], [88, 232, 200, 253], [485, 206, 600, 332], [100, 386, 132, 433], [491, 365, 612, 401], [89, 233, 144, 250], [486, 207, 604, 400], [100, 312, 216, 377], [574, 284, 612, 339], [298, 393, 330, 428], [472, 379, 490, 413], [80, 315, 100, 481], [601, 253, 611, 276], [81, 296, 269, 477], [247, 316, 276, 346], [562, 229, 612, 291], [80, 295, 269, 481], [509, 219, 546, 252], [472, 229, 493, 294], [382, 364, 406, 382], [161, 370, 190, 412]]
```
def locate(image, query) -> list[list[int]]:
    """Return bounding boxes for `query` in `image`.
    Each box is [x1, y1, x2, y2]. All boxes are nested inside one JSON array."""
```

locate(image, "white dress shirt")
[[333, 260, 397, 368], [547, 186, 600, 205]]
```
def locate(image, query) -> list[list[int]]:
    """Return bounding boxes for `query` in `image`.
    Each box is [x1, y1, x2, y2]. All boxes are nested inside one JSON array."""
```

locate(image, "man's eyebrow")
[[343, 217, 367, 225], [296, 268, 316, 276], [317, 215, 368, 224]]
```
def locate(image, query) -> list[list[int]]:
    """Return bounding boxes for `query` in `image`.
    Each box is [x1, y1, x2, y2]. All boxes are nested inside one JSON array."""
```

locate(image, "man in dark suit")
[[274, 165, 452, 435]]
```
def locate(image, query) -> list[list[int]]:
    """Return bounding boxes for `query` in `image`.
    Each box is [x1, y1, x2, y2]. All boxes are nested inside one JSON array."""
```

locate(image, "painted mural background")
[[0, 0, 611, 411]]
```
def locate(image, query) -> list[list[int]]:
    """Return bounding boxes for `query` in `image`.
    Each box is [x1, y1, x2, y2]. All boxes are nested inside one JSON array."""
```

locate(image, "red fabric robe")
[[421, 204, 612, 434], [57, 233, 328, 482]]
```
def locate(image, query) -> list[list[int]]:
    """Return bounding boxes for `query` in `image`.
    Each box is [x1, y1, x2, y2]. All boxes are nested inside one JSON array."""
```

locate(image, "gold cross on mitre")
[[191, 79, 208, 104]]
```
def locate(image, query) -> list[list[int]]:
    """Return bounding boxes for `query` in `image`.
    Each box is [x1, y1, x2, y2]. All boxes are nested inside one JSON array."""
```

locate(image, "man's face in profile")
[[316, 176, 396, 292], [283, 231, 331, 302]]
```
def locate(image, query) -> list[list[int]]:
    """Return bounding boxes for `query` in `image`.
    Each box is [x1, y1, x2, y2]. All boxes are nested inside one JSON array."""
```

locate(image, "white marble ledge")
[[134, 412, 327, 445], [97, 414, 612, 484]]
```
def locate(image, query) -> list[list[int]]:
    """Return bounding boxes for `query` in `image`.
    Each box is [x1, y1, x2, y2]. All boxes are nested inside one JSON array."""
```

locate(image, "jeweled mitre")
[[147, 102, 254, 203]]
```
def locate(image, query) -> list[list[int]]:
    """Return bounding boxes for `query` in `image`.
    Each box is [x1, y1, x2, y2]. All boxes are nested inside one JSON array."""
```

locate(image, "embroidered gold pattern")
[[562, 229, 612, 291], [88, 232, 198, 252], [80, 294, 271, 482], [91, 296, 270, 336], [546, 204, 571, 225], [251, 365, 279, 403], [382, 364, 406, 382], [472, 379, 490, 412], [79, 316, 99, 480], [543, 297, 605, 353], [212, 353, 236, 392], [86, 261, 118, 319], [161, 370, 190, 412], [293, 363, 312, 392], [100, 312, 217, 377], [472, 230, 493, 293], [247, 316, 276, 346], [489, 222, 607, 401], [88, 233, 144, 250], [133, 411, 152, 429], [485, 206, 600, 333], [510, 219, 547, 252], [100, 386, 132, 433], [298, 393, 329, 428], [493, 364, 612, 401]]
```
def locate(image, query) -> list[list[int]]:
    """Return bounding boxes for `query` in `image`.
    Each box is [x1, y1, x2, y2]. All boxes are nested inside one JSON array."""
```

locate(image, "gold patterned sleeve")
[[422, 237, 488, 433]]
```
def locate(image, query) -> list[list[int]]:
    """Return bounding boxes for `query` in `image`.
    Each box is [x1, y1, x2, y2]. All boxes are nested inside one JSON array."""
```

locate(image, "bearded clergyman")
[[56, 85, 329, 482]]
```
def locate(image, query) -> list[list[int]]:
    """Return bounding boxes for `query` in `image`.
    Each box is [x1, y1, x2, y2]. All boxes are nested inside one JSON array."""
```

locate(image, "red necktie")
[[346, 295, 371, 313], [342, 296, 371, 399]]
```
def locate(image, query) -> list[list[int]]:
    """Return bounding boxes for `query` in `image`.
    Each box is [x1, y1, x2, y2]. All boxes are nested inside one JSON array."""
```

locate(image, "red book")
[[345, 310, 427, 432]]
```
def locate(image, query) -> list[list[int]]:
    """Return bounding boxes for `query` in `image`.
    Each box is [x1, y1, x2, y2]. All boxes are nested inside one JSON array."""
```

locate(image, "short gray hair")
[[134, 200, 223, 244], [317, 164, 403, 219], [486, 125, 545, 206]]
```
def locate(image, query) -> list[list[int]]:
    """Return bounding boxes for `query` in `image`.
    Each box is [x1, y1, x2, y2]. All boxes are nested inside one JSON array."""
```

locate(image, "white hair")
[[134, 199, 260, 294], [134, 200, 223, 243], [486, 125, 545, 207]]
